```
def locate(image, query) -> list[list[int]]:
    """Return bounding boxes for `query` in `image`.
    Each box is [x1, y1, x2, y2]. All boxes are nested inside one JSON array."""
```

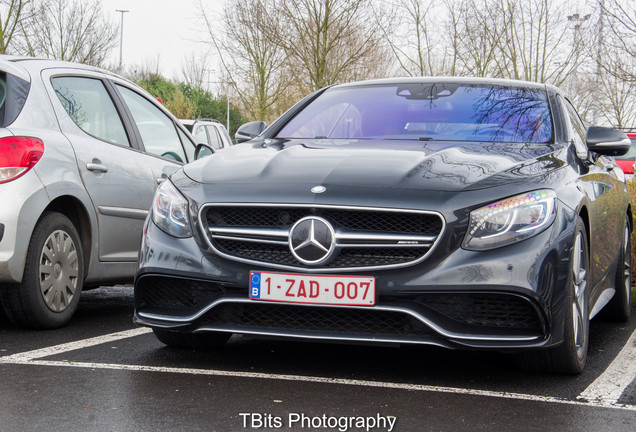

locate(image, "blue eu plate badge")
[[250, 272, 261, 299]]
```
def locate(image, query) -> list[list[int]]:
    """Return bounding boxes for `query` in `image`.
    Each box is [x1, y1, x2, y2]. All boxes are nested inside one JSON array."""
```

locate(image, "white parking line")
[[1, 326, 635, 412], [0, 327, 152, 362], [578, 328, 636, 405]]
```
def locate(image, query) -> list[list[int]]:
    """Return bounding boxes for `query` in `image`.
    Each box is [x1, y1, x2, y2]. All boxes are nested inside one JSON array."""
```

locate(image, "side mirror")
[[586, 126, 631, 156], [235, 121, 267, 143], [194, 143, 215, 160]]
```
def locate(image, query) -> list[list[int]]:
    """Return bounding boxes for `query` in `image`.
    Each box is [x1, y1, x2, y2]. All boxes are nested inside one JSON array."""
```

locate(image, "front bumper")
[[134, 202, 576, 350]]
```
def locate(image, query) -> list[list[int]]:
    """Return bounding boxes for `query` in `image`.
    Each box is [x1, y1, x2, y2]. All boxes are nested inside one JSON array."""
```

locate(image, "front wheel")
[[1, 212, 84, 329], [515, 217, 589, 374]]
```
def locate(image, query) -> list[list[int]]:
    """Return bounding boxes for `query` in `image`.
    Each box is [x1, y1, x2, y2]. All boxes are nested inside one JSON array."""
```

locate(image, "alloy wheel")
[[571, 232, 587, 359], [622, 226, 631, 301]]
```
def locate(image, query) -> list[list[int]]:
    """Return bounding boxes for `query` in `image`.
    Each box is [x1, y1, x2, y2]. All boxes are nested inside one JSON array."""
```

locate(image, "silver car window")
[[177, 127, 195, 162], [52, 77, 130, 147], [207, 125, 223, 150], [194, 126, 209, 144], [116, 84, 187, 163]]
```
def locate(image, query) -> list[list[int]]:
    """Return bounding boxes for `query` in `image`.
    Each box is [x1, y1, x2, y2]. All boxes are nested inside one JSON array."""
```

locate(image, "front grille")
[[202, 205, 444, 270], [206, 207, 442, 234], [412, 293, 544, 332], [203, 302, 437, 338]]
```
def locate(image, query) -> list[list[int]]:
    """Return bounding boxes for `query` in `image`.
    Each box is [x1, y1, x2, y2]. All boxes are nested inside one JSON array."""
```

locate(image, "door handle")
[[86, 163, 108, 173]]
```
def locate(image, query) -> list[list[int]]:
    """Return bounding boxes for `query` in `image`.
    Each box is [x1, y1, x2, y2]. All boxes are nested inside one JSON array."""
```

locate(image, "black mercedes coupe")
[[134, 78, 632, 373]]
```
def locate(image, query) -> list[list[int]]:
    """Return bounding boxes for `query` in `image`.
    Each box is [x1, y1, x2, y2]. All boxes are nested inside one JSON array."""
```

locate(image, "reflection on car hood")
[[183, 139, 568, 192]]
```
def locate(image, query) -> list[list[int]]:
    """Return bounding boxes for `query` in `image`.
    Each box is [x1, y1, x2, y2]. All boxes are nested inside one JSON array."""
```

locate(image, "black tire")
[[152, 328, 231, 349], [515, 217, 589, 374], [0, 295, 12, 327], [599, 217, 632, 322], [1, 212, 84, 329]]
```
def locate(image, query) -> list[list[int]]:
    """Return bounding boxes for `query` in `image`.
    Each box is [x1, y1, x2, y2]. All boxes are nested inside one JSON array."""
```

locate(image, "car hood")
[[183, 139, 568, 192]]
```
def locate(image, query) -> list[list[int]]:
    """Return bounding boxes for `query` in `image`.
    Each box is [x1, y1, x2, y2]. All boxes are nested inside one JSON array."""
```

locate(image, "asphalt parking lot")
[[1, 286, 635, 432]]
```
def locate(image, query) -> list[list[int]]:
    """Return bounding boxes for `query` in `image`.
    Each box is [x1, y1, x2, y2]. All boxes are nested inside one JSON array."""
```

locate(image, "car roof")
[[333, 76, 555, 93], [0, 54, 127, 83], [179, 119, 224, 127]]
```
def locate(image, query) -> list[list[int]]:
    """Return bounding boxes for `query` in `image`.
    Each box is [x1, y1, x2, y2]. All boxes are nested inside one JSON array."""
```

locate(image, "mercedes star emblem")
[[289, 216, 335, 265]]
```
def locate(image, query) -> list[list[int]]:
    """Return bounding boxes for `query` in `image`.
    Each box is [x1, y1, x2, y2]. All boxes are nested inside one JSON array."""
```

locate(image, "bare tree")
[[376, 0, 454, 77], [17, 0, 117, 67], [599, 0, 636, 82], [179, 52, 211, 88], [448, 0, 502, 77], [478, 0, 587, 85], [0, 0, 35, 53], [598, 72, 636, 128], [269, 0, 389, 91], [125, 56, 163, 82], [379, 0, 587, 85], [202, 0, 290, 122]]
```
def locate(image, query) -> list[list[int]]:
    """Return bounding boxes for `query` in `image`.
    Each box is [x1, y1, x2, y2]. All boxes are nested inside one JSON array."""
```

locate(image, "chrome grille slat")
[[199, 204, 445, 271], [208, 227, 436, 248]]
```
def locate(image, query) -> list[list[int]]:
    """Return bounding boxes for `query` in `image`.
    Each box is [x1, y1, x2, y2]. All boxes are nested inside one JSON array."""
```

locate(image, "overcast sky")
[[100, 0, 225, 81]]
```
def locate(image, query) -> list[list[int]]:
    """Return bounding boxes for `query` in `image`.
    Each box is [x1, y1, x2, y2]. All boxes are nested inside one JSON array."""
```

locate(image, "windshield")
[[276, 83, 553, 143]]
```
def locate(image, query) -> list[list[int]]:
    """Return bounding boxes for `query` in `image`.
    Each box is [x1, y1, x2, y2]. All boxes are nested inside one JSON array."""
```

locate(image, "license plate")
[[249, 271, 375, 306]]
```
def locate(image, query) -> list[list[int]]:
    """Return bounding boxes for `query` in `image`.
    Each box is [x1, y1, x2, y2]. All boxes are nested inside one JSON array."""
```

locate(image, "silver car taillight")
[[0, 136, 45, 183]]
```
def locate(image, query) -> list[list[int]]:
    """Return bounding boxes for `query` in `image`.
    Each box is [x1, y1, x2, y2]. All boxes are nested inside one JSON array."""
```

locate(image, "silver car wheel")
[[39, 229, 79, 312], [571, 232, 587, 358]]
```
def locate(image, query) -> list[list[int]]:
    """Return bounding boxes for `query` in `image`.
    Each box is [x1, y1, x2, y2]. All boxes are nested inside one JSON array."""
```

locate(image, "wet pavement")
[[1, 286, 635, 431]]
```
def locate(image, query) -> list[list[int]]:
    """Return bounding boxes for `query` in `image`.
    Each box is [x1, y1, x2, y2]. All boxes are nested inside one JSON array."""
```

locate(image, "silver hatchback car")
[[0, 56, 198, 328]]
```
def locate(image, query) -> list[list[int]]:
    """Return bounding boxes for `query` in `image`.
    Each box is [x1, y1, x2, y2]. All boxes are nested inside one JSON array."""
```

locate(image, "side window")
[[194, 126, 209, 144], [177, 127, 196, 162], [564, 98, 586, 143], [52, 77, 130, 147], [206, 126, 223, 150], [562, 96, 588, 157], [115, 84, 187, 163]]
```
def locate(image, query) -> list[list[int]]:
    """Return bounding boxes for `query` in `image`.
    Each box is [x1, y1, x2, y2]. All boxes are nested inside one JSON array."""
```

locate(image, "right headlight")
[[462, 190, 557, 251], [151, 180, 192, 238]]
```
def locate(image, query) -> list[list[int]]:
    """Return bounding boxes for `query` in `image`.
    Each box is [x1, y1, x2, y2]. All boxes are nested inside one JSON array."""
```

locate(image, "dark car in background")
[[134, 77, 632, 374], [615, 131, 636, 176]]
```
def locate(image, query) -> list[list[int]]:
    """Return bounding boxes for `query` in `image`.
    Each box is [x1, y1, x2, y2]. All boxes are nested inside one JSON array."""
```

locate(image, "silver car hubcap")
[[39, 230, 79, 312], [571, 232, 587, 357]]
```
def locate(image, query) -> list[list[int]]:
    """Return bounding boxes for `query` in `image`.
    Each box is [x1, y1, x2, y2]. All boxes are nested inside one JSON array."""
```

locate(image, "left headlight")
[[462, 190, 557, 251], [151, 180, 192, 238]]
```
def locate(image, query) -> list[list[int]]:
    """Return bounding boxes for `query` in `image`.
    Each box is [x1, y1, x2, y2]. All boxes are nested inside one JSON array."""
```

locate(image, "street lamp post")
[[567, 12, 590, 115], [116, 10, 129, 74], [226, 81, 236, 134]]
